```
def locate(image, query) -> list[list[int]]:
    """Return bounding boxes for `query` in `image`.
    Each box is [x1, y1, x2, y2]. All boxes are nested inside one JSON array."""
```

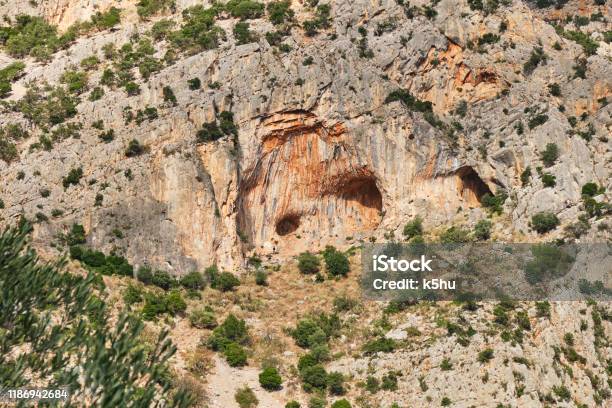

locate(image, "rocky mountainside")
[[0, 1, 610, 407], [0, 0, 610, 274]]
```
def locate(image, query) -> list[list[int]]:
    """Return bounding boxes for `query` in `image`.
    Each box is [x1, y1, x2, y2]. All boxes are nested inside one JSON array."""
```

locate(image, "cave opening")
[[456, 166, 492, 204], [339, 177, 383, 211], [275, 214, 301, 236]]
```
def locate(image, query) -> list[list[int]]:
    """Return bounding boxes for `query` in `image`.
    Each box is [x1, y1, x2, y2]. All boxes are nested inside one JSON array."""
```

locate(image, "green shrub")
[[0, 61, 25, 98], [162, 85, 177, 106], [0, 137, 17, 162], [90, 7, 121, 30], [536, 301, 551, 318], [210, 271, 240, 291], [218, 111, 238, 136], [169, 6, 224, 55], [477, 348, 494, 363], [327, 372, 345, 395], [520, 166, 531, 186], [362, 337, 396, 355], [583, 197, 607, 218], [98, 129, 114, 143], [89, 86, 104, 101], [548, 83, 561, 97], [150, 19, 175, 40], [440, 358, 453, 371], [300, 364, 327, 391], [578, 279, 607, 295], [403, 216, 423, 239], [524, 244, 574, 284], [559, 29, 598, 55], [523, 47, 547, 75], [151, 269, 176, 290], [552, 385, 571, 401], [267, 1, 294, 25], [528, 113, 548, 129], [278, 43, 292, 53], [331, 399, 351, 408], [381, 371, 399, 390], [248, 256, 262, 268], [292, 313, 340, 349], [80, 55, 100, 71], [307, 345, 329, 365], [302, 4, 331, 37], [125, 139, 144, 157], [323, 246, 349, 277], [298, 251, 320, 274], [540, 143, 558, 167], [234, 22, 256, 45], [62, 167, 83, 188], [124, 81, 140, 96], [493, 305, 509, 326], [481, 190, 507, 215], [255, 270, 268, 286], [165, 289, 187, 315], [531, 212, 560, 234], [196, 122, 223, 143], [180, 271, 205, 290], [365, 375, 380, 393], [516, 311, 531, 331], [188, 77, 201, 90], [70, 246, 133, 276], [66, 223, 86, 245], [136, 266, 153, 284], [541, 173, 556, 187], [259, 367, 282, 390], [440, 226, 471, 243], [226, 0, 265, 20], [385, 89, 432, 112], [60, 70, 88, 94], [297, 353, 318, 372], [308, 397, 326, 408], [123, 284, 143, 305], [478, 33, 500, 46], [224, 342, 248, 366], [135, 106, 158, 125], [0, 124, 29, 163], [189, 308, 217, 329], [474, 219, 492, 240], [16, 84, 78, 127], [333, 295, 357, 312], [35, 212, 48, 222], [235, 386, 258, 408], [285, 402, 301, 408], [292, 319, 324, 348], [104, 254, 133, 276], [581, 182, 603, 197], [137, 0, 174, 19], [208, 314, 249, 350], [94, 193, 104, 206], [0, 15, 73, 60], [265, 30, 284, 46], [100, 69, 115, 86], [141, 291, 168, 320]]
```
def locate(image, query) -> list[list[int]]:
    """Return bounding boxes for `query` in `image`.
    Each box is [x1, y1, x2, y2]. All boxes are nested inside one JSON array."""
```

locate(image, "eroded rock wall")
[[0, 0, 610, 272]]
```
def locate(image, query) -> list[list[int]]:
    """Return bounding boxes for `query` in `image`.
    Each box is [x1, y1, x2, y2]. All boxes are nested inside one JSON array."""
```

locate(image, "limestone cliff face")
[[0, 0, 610, 273]]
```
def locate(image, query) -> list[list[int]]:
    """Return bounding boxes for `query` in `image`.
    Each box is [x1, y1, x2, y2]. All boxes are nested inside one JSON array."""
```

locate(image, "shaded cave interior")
[[274, 176, 383, 237], [456, 166, 492, 205]]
